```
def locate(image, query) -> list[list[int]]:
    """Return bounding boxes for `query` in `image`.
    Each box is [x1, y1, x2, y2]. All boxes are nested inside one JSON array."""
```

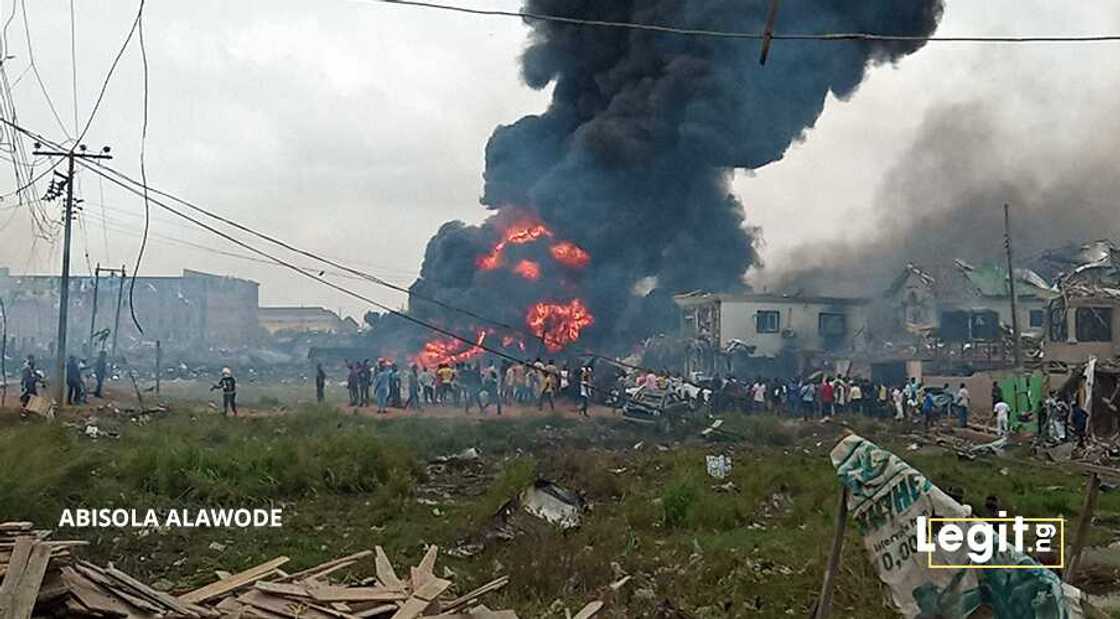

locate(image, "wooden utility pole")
[[111, 265, 127, 360], [87, 262, 101, 355], [155, 340, 162, 395], [32, 143, 112, 404], [0, 297, 6, 408], [759, 0, 782, 65], [1003, 203, 1024, 418]]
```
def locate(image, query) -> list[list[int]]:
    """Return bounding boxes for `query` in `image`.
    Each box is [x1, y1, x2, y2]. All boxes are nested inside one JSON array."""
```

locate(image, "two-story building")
[[674, 291, 868, 377]]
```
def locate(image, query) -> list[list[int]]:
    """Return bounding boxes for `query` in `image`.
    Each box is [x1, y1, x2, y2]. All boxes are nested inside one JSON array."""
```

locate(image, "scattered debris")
[[519, 480, 584, 529], [0, 522, 519, 618], [432, 447, 481, 464], [704, 455, 732, 480]]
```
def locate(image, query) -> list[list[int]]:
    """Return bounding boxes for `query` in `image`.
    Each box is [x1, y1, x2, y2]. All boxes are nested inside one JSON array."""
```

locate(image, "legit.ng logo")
[[916, 513, 1064, 569]]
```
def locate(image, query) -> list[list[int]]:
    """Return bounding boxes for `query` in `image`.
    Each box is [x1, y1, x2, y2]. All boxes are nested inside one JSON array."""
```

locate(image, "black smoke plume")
[[401, 0, 944, 355]]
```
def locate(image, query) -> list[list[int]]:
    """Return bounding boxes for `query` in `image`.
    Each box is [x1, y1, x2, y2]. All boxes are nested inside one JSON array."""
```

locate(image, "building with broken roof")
[[1044, 241, 1120, 365]]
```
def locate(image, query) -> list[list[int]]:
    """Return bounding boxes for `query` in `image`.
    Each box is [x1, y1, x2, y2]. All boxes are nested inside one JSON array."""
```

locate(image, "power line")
[[74, 0, 144, 145], [69, 0, 78, 133], [364, 0, 1120, 44], [127, 0, 148, 333], [18, 0, 73, 139]]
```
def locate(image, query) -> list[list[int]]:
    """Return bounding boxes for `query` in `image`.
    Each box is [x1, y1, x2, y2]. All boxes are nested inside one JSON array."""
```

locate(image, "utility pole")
[[32, 142, 112, 404], [1003, 203, 1024, 417], [87, 262, 101, 355], [111, 265, 126, 360]]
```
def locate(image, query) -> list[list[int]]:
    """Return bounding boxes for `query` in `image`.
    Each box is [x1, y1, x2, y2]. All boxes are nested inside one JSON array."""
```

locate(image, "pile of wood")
[[0, 521, 579, 619]]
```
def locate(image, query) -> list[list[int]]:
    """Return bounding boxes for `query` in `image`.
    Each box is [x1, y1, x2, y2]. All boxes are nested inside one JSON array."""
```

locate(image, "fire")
[[413, 329, 488, 367], [476, 218, 555, 270], [525, 299, 595, 352], [549, 241, 590, 269], [513, 259, 541, 280]]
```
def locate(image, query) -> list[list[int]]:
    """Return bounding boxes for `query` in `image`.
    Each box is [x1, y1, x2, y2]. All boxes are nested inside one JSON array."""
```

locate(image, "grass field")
[[1, 405, 1118, 618]]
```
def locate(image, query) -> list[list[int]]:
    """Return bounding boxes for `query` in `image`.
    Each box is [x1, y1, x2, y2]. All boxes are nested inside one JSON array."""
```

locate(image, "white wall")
[[719, 299, 866, 357]]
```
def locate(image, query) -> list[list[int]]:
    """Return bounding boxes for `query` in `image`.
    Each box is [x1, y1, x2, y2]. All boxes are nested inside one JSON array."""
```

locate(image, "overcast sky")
[[0, 0, 1117, 320]]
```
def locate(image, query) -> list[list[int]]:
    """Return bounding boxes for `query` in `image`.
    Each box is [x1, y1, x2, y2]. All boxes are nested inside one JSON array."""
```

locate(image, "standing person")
[[346, 361, 359, 406], [954, 382, 970, 428], [849, 381, 863, 415], [315, 363, 327, 403], [833, 378, 847, 415], [482, 362, 501, 415], [93, 350, 108, 399], [404, 364, 422, 411], [922, 390, 937, 431], [65, 355, 82, 405], [389, 363, 402, 408], [539, 360, 558, 411], [420, 366, 435, 404], [578, 364, 592, 417], [436, 364, 454, 404], [19, 355, 39, 407], [819, 378, 835, 418], [359, 360, 372, 407], [463, 363, 484, 413], [751, 379, 766, 414], [374, 363, 391, 414], [1071, 401, 1089, 444], [892, 386, 905, 420], [210, 368, 238, 416], [994, 399, 1011, 436], [799, 380, 814, 420]]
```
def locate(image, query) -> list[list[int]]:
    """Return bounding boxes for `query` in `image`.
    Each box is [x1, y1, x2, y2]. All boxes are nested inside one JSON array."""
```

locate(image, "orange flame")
[[513, 259, 541, 280], [476, 218, 555, 270], [413, 329, 488, 367], [549, 241, 590, 269], [525, 299, 594, 352]]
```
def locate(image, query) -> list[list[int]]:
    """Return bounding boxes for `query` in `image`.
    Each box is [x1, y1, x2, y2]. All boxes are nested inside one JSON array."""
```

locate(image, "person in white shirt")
[[954, 383, 970, 428], [892, 387, 905, 420], [994, 400, 1011, 436]]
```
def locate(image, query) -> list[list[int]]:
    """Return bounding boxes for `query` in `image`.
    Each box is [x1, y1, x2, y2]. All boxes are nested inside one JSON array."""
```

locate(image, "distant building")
[[0, 267, 260, 355], [1045, 246, 1120, 364], [674, 291, 868, 375], [258, 306, 357, 335]]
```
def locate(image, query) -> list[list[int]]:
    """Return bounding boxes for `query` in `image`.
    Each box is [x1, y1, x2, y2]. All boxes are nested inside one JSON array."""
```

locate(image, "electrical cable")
[[126, 0, 148, 333], [364, 0, 1120, 44]]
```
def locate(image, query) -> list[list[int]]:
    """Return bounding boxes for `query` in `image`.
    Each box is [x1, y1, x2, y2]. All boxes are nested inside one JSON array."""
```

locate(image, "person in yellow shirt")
[[538, 360, 558, 411]]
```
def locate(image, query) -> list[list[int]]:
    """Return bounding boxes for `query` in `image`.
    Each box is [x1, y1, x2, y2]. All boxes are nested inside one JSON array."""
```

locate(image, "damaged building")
[[1043, 241, 1120, 365], [673, 292, 869, 377]]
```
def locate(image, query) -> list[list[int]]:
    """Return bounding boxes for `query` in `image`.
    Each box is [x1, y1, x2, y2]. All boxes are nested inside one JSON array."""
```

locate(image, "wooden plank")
[[59, 566, 134, 617], [389, 578, 451, 619], [74, 562, 165, 613], [279, 551, 371, 583], [4, 540, 50, 619], [104, 564, 213, 617], [0, 537, 33, 617], [309, 586, 408, 603], [254, 581, 312, 598], [353, 603, 398, 618], [440, 576, 509, 613], [238, 589, 348, 619], [373, 547, 404, 590], [812, 486, 849, 619], [1064, 472, 1101, 584], [178, 556, 289, 604], [572, 600, 603, 619]]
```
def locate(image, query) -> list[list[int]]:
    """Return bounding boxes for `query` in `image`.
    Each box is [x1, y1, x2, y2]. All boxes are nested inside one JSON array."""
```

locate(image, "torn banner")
[[830, 434, 1089, 618]]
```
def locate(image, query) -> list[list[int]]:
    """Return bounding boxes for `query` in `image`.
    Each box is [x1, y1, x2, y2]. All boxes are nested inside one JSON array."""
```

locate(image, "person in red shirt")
[[819, 377, 835, 418]]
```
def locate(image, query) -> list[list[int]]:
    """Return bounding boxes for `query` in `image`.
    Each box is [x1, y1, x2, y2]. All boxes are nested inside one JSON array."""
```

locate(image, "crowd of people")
[[16, 352, 110, 407], [333, 357, 595, 416]]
